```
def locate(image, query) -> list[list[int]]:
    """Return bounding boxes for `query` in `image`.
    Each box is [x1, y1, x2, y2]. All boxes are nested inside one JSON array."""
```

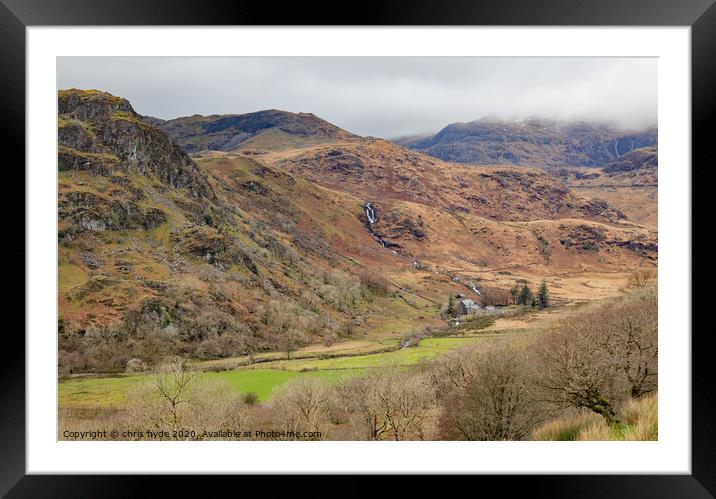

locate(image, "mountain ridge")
[[395, 118, 657, 168], [144, 109, 358, 154]]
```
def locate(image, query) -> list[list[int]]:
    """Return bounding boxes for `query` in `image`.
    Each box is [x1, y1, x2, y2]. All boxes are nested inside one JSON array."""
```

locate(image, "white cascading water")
[[364, 203, 377, 224], [363, 202, 391, 249]]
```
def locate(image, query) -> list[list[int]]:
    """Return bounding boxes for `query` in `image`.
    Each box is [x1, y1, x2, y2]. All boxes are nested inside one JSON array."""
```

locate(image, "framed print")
[[4, 0, 715, 494]]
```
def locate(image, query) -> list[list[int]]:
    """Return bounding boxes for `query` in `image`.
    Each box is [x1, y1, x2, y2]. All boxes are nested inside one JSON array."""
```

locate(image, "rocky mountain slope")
[[58, 90, 657, 375], [395, 119, 657, 168], [270, 138, 625, 224], [144, 109, 358, 154], [554, 146, 658, 226]]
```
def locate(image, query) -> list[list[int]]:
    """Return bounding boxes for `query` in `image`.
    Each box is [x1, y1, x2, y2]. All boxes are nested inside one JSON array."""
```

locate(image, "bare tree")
[[428, 347, 480, 395], [627, 269, 657, 290], [537, 284, 658, 424], [439, 345, 547, 440], [124, 359, 253, 439], [538, 318, 622, 424], [123, 358, 196, 435], [284, 329, 306, 359], [610, 286, 658, 398]]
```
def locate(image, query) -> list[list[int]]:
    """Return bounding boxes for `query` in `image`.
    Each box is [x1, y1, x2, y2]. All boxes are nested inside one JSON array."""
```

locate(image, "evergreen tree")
[[538, 279, 549, 309], [519, 284, 533, 306]]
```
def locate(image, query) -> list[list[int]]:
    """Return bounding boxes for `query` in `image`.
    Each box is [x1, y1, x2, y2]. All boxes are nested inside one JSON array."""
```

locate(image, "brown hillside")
[[269, 138, 626, 224]]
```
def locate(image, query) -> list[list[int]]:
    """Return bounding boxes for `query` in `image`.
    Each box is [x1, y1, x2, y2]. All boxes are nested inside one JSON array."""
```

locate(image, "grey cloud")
[[57, 57, 657, 138]]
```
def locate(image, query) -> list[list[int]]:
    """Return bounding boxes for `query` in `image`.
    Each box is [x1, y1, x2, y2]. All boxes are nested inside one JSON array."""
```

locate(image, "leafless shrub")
[[125, 357, 148, 373]]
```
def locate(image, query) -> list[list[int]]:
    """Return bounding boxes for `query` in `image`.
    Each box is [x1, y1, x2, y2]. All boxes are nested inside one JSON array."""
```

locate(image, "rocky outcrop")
[[171, 225, 259, 273], [560, 223, 657, 257], [58, 89, 214, 199], [58, 190, 166, 240]]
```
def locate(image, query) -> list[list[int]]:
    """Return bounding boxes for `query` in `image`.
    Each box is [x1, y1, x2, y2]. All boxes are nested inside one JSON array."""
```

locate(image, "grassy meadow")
[[59, 335, 492, 409]]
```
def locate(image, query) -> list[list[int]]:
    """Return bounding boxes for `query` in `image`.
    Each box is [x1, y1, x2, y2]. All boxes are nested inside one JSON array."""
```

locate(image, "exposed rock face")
[[372, 210, 427, 243], [396, 119, 657, 168], [602, 146, 658, 174], [58, 89, 214, 199], [58, 190, 166, 240], [559, 223, 657, 257]]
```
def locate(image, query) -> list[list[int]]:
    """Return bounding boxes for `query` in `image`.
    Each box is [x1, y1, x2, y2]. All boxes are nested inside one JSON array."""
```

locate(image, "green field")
[[59, 336, 492, 410], [250, 337, 488, 371]]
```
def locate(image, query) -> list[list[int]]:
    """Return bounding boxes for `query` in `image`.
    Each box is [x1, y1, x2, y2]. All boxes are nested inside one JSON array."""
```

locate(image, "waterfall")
[[364, 203, 377, 224], [363, 202, 394, 250]]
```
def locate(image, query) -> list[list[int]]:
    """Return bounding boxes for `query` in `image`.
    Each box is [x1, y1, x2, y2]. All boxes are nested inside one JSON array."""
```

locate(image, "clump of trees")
[[480, 286, 511, 307], [509, 279, 549, 308], [263, 368, 440, 441], [440, 294, 456, 319], [355, 268, 391, 296], [400, 326, 433, 348], [269, 377, 334, 440]]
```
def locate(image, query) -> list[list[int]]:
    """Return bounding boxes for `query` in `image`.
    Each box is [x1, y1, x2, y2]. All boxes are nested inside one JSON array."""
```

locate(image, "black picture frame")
[[2, 0, 713, 495]]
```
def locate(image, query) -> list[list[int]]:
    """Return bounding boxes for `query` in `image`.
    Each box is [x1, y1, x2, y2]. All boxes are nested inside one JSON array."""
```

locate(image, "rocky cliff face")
[[58, 89, 214, 199], [58, 90, 222, 244]]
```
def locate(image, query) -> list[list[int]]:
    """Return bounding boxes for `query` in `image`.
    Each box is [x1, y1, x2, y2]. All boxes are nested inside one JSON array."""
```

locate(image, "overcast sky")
[[57, 57, 657, 138]]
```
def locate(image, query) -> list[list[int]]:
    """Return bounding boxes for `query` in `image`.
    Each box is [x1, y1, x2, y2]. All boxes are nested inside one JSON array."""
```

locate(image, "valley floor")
[[58, 301, 577, 413]]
